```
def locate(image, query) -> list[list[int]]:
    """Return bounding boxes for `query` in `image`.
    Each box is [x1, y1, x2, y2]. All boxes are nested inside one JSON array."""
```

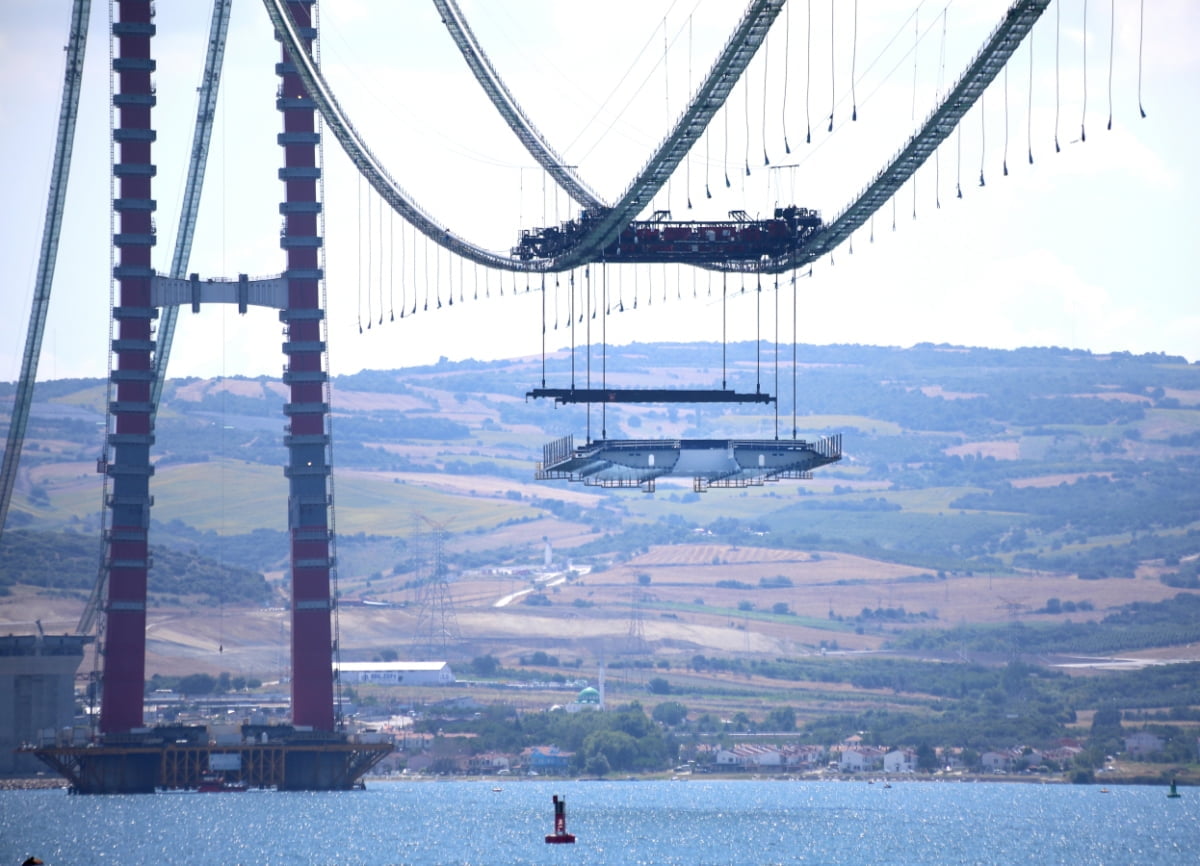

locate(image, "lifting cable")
[[1028, 28, 1035, 164], [1106, 0, 1114, 130], [956, 123, 963, 198], [585, 266, 592, 441], [851, 0, 859, 121], [377, 193, 384, 323], [366, 183, 373, 328], [411, 221, 418, 314], [979, 92, 987, 187], [911, 10, 919, 215], [791, 267, 798, 440], [688, 15, 694, 208], [762, 31, 770, 166], [773, 273, 780, 439], [755, 272, 762, 396], [569, 270, 577, 389], [722, 272, 728, 389], [806, 0, 812, 143], [1081, 0, 1089, 143], [602, 263, 608, 439], [399, 206, 406, 318], [744, 71, 752, 176], [1003, 66, 1010, 176], [828, 0, 835, 132], [663, 18, 672, 210], [218, 319, 227, 655], [782, 0, 791, 153], [705, 97, 712, 199], [540, 274, 546, 387], [1137, 0, 1146, 117], [724, 103, 732, 188], [937, 9, 947, 205], [356, 173, 363, 333], [388, 204, 394, 321], [1054, 0, 1061, 152]]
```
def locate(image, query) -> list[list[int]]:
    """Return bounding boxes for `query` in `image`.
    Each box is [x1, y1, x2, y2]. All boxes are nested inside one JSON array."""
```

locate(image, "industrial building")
[[335, 661, 455, 686]]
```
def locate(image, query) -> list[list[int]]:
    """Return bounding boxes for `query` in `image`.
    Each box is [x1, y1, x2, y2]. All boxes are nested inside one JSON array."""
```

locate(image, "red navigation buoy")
[[545, 794, 576, 844]]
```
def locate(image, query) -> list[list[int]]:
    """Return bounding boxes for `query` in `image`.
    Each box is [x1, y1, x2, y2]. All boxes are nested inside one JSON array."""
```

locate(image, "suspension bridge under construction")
[[0, 0, 1153, 792]]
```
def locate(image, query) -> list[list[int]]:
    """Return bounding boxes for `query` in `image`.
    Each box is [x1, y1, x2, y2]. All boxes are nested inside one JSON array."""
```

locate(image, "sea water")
[[2, 780, 1197, 865]]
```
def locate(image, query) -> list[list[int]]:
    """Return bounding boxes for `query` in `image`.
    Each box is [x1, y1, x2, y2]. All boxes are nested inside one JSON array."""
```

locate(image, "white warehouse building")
[[335, 661, 455, 686]]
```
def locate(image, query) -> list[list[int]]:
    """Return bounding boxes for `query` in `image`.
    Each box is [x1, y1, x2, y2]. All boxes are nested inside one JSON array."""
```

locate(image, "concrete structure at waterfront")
[[0, 633, 91, 775]]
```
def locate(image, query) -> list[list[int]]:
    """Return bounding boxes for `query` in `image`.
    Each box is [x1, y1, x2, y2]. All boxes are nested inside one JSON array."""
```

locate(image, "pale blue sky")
[[2, 0, 1196, 385]]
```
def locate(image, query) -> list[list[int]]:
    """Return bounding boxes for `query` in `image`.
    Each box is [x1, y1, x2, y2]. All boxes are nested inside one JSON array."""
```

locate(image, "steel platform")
[[24, 725, 391, 794], [536, 433, 841, 491]]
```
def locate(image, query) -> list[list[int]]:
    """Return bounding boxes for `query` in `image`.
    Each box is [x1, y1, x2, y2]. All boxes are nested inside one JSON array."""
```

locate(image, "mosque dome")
[[576, 686, 601, 704]]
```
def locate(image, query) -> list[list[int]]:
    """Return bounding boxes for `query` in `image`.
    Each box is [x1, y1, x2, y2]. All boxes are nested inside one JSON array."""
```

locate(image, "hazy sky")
[[2, 0, 1196, 386]]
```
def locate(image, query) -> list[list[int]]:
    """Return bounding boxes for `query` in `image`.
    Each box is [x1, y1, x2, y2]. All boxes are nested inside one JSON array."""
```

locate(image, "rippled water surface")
[[3, 780, 1197, 865]]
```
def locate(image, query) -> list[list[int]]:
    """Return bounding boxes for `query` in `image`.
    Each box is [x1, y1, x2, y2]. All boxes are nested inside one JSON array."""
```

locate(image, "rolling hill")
[[2, 341, 1199, 692]]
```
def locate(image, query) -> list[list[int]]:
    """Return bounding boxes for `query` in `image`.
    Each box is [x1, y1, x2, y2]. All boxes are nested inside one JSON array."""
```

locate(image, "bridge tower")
[[96, 0, 340, 736], [277, 0, 337, 733], [100, 0, 158, 735]]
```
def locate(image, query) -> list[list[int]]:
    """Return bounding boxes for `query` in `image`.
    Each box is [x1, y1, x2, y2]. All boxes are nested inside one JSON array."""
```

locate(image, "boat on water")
[[197, 773, 249, 793]]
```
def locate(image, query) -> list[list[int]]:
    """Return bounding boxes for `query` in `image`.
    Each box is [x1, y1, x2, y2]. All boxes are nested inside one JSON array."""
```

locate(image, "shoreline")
[[3, 770, 1191, 791]]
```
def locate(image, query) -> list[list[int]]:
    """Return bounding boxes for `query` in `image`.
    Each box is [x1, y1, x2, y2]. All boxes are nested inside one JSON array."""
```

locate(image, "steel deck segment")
[[537, 435, 842, 487]]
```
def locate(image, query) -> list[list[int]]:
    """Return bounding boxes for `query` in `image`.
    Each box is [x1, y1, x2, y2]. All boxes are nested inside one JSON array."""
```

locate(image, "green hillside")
[[3, 341, 1198, 643]]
